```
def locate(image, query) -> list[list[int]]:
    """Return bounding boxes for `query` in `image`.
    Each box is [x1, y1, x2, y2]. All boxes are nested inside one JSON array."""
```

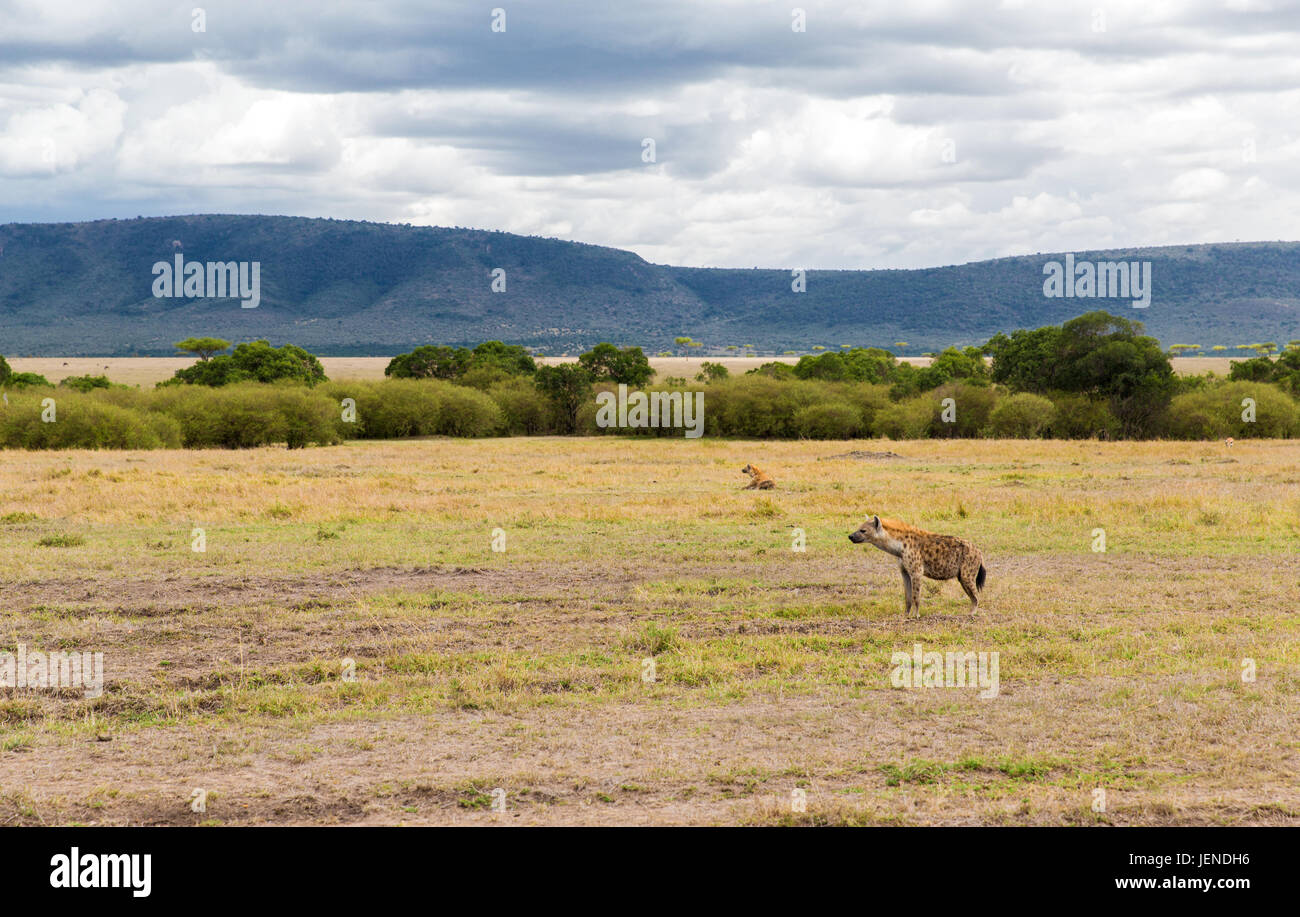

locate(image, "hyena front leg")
[[901, 561, 925, 619], [898, 564, 914, 620]]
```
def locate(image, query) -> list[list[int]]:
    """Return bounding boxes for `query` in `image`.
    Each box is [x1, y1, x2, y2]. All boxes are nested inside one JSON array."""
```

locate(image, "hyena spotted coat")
[[848, 515, 986, 618], [740, 464, 776, 490]]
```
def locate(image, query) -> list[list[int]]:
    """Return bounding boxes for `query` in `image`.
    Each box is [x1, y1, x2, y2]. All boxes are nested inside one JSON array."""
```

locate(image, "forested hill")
[[1, 214, 1296, 355]]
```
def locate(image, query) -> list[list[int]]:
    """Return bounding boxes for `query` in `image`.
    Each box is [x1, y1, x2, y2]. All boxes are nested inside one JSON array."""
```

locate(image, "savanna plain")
[[1, 436, 1297, 825]]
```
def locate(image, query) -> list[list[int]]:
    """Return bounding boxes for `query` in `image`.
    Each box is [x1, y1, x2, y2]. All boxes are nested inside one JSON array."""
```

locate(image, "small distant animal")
[[740, 463, 775, 489], [1225, 437, 1235, 447], [849, 515, 986, 618]]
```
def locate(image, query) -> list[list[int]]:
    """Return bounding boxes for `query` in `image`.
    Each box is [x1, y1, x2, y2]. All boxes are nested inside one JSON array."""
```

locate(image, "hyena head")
[[741, 464, 754, 475], [848, 514, 892, 548]]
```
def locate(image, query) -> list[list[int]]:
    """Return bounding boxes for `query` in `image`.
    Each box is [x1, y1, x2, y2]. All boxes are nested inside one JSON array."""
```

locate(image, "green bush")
[[837, 383, 893, 433], [0, 391, 181, 449], [5, 372, 51, 389], [929, 382, 998, 438], [1047, 393, 1121, 439], [988, 392, 1056, 438], [457, 364, 515, 391], [701, 375, 825, 437], [694, 361, 730, 383], [1166, 381, 1300, 439], [873, 396, 934, 439], [58, 374, 117, 392], [147, 383, 338, 448], [321, 379, 443, 439], [1228, 350, 1300, 396], [792, 401, 863, 439], [437, 385, 503, 437], [321, 379, 502, 438], [747, 361, 796, 380], [578, 383, 705, 437], [488, 378, 554, 435]]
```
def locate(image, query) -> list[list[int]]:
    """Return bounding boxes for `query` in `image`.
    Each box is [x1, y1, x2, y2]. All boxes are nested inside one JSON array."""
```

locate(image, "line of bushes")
[[0, 380, 516, 449], [3, 311, 1298, 448], [2, 373, 1297, 450], [580, 376, 1300, 439]]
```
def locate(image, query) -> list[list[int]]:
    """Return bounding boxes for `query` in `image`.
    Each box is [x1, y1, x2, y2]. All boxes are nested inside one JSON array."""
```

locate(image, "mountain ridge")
[[1, 214, 1296, 356]]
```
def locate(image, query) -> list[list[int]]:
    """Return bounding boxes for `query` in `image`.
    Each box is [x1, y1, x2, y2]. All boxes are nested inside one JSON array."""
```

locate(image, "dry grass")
[[6, 356, 1240, 388], [0, 437, 1297, 825]]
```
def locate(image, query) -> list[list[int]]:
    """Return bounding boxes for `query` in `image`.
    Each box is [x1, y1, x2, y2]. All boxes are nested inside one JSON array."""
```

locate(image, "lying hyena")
[[848, 515, 986, 618], [740, 464, 776, 490]]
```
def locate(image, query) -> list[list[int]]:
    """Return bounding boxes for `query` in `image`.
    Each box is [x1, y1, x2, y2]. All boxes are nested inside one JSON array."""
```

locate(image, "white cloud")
[[1, 0, 1299, 267], [0, 88, 124, 177]]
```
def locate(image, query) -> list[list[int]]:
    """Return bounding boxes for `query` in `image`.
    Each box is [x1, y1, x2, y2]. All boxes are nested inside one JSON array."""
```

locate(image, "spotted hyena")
[[848, 515, 986, 618], [740, 463, 775, 490]]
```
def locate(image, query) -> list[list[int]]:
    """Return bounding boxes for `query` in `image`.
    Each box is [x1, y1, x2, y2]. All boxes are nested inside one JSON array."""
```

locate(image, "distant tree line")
[[3, 311, 1300, 447]]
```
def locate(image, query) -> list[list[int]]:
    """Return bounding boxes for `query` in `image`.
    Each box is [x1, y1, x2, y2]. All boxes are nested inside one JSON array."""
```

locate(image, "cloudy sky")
[[2, 0, 1298, 269]]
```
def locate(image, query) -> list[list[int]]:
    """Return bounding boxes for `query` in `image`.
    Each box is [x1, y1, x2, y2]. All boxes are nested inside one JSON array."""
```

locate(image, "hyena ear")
[[872, 515, 881, 531]]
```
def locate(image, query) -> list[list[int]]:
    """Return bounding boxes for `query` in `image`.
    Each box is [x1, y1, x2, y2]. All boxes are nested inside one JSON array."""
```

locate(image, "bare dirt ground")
[[0, 438, 1297, 826]]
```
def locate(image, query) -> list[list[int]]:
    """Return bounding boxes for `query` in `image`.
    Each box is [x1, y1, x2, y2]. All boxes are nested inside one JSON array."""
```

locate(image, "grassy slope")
[[0, 437, 1297, 825]]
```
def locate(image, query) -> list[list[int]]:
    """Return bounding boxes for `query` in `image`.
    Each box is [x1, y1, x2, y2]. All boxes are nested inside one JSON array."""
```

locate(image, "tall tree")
[[174, 337, 232, 361], [578, 343, 653, 386], [534, 364, 593, 433]]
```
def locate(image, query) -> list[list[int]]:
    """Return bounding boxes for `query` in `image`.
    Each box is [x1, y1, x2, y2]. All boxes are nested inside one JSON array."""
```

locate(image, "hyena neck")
[[874, 536, 905, 558], [874, 524, 911, 557]]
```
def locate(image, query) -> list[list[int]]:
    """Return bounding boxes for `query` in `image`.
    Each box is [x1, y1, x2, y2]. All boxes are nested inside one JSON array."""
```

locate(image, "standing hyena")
[[848, 515, 986, 618]]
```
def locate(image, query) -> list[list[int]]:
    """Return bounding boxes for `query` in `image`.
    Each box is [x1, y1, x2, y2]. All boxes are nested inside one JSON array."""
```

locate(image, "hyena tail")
[[976, 564, 987, 591]]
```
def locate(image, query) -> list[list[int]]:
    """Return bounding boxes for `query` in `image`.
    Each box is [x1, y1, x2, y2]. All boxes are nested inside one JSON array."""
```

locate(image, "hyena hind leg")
[[959, 572, 979, 615]]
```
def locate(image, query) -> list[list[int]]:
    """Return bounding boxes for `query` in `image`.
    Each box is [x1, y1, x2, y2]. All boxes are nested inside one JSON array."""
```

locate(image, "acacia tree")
[[174, 337, 232, 361]]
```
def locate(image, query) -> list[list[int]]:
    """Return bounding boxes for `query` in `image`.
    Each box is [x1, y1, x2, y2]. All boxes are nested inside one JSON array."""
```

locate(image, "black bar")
[[3, 826, 1280, 904]]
